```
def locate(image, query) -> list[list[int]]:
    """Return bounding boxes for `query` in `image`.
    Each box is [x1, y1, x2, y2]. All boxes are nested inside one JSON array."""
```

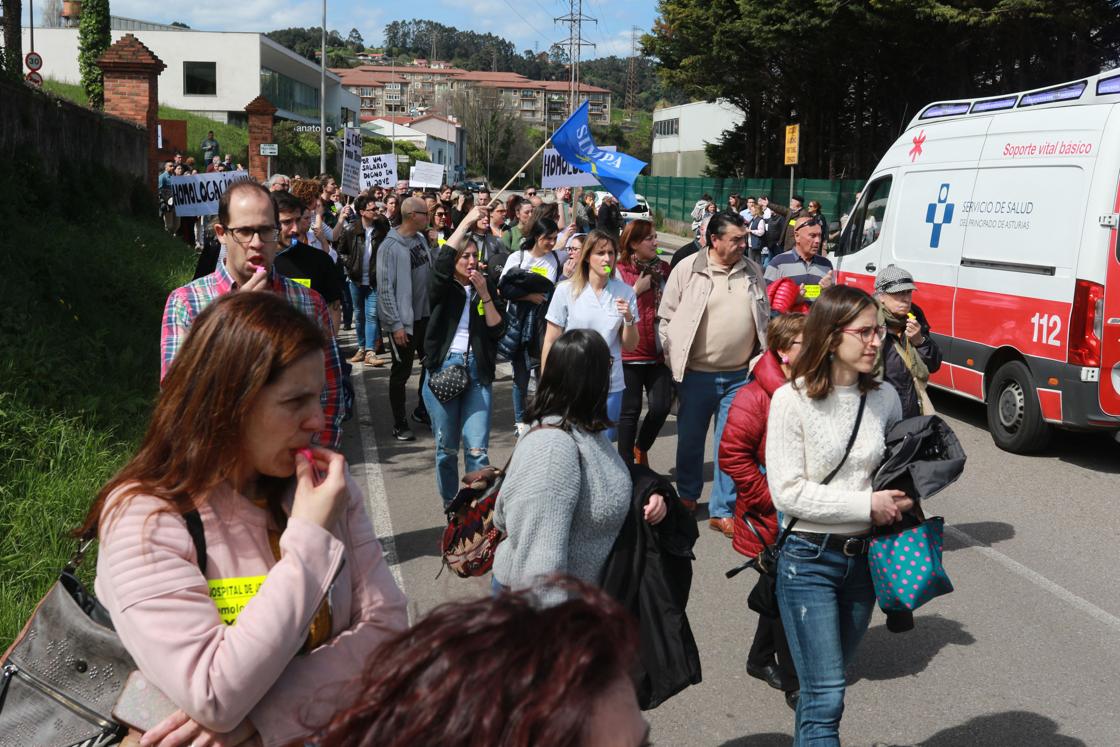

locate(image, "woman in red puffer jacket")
[[616, 220, 673, 467], [718, 312, 805, 707]]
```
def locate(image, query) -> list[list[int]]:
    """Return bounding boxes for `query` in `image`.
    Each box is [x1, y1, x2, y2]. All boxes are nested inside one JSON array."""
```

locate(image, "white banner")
[[168, 171, 253, 217], [409, 160, 445, 189], [541, 146, 615, 188], [360, 154, 398, 189], [341, 127, 363, 197]]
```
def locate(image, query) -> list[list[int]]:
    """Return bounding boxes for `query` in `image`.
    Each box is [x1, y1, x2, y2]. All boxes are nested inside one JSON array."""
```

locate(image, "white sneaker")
[[514, 422, 528, 438]]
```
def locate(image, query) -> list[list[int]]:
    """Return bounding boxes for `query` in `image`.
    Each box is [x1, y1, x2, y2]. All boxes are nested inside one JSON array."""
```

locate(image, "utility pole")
[[625, 26, 639, 122], [319, 2, 326, 173], [556, 0, 596, 117]]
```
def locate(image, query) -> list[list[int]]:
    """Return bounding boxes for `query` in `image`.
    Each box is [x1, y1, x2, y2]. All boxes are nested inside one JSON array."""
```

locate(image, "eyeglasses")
[[435, 211, 447, 217], [841, 325, 887, 344], [795, 217, 823, 231], [222, 225, 279, 244], [526, 190, 537, 196]]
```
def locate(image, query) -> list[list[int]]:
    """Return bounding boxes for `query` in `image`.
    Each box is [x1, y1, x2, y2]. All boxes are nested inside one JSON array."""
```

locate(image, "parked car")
[[593, 191, 651, 223]]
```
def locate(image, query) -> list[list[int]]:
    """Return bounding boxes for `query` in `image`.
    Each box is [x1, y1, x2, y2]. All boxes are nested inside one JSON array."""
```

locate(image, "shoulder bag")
[[727, 394, 867, 618], [0, 511, 206, 746], [440, 425, 562, 578]]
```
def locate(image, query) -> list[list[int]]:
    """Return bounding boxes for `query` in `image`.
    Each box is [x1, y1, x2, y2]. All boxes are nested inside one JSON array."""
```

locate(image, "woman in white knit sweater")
[[765, 286, 911, 746]]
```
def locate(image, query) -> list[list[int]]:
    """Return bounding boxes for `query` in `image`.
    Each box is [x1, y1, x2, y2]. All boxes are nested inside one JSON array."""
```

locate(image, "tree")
[[644, 0, 1120, 179], [2, 0, 22, 81], [41, 0, 63, 28], [78, 0, 111, 109], [170, 21, 191, 29], [448, 87, 538, 184], [347, 28, 364, 51]]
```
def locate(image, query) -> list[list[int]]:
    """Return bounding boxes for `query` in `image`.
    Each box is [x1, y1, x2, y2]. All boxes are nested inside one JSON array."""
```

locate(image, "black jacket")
[[597, 201, 624, 235], [881, 303, 943, 419], [472, 232, 510, 288], [336, 222, 379, 285], [423, 244, 507, 385], [600, 465, 701, 710]]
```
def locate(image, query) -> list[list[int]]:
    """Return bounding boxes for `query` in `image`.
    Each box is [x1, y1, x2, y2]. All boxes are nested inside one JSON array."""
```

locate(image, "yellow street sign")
[[784, 124, 800, 166]]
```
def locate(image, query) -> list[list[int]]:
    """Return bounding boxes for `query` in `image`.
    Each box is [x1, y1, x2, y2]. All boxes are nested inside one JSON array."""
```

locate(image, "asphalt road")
[[339, 313, 1120, 747]]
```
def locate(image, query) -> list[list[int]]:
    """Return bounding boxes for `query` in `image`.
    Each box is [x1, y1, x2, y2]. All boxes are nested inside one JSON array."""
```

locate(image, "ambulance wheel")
[[987, 360, 1051, 454]]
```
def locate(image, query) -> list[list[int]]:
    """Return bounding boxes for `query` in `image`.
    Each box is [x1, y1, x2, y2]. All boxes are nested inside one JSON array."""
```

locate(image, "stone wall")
[[0, 79, 148, 185]]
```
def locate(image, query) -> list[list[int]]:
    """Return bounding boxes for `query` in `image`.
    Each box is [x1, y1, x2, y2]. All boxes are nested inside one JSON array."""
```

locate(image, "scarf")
[[633, 257, 665, 310]]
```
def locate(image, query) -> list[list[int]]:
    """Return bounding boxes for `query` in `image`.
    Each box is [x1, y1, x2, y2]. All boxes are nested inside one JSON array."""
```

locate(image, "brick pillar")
[[98, 34, 166, 192], [246, 96, 278, 184]]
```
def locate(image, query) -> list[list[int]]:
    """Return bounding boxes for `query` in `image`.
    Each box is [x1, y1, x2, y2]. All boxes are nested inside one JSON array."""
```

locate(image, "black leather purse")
[[428, 325, 472, 404]]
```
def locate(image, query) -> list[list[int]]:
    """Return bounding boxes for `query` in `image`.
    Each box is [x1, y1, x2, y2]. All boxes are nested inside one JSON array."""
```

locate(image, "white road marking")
[[946, 525, 1120, 634], [351, 366, 406, 595]]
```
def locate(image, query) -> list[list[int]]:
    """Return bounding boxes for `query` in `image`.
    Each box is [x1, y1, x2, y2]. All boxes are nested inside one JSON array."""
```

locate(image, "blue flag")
[[550, 100, 647, 208]]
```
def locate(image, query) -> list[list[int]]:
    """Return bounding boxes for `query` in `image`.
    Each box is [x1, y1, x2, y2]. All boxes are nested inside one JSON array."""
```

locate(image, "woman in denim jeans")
[[765, 286, 910, 746], [422, 208, 507, 507]]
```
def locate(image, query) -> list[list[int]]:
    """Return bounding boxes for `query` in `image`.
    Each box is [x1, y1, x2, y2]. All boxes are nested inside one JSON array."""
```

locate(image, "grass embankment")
[[0, 154, 196, 646], [42, 79, 250, 165]]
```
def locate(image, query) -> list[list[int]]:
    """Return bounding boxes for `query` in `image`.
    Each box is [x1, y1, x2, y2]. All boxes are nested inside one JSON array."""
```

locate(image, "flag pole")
[[486, 139, 552, 208]]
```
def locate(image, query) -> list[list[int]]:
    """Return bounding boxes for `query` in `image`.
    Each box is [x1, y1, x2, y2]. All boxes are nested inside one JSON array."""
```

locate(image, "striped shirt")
[[763, 250, 834, 291], [160, 261, 344, 449]]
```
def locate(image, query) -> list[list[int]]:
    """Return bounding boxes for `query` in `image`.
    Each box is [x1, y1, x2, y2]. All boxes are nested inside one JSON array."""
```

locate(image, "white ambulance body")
[[833, 69, 1120, 452]]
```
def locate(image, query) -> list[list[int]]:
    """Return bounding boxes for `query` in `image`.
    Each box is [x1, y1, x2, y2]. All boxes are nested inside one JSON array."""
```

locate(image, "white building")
[[651, 100, 744, 177], [22, 20, 359, 127], [408, 115, 466, 181]]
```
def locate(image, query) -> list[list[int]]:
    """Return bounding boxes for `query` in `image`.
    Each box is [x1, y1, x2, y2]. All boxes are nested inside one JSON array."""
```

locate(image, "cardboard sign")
[[409, 161, 445, 189], [340, 128, 363, 197], [168, 171, 253, 217], [541, 146, 615, 188], [784, 124, 800, 166], [360, 154, 398, 189]]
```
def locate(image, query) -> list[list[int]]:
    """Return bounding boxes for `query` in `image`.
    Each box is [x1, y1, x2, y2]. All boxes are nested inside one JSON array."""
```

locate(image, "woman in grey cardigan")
[[494, 329, 667, 591]]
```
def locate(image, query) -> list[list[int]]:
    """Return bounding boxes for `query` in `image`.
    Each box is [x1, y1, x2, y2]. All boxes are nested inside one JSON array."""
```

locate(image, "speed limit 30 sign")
[[25, 51, 43, 72]]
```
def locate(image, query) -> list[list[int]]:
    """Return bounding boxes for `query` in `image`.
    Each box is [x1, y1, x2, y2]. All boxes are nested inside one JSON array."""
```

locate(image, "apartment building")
[[332, 65, 612, 126]]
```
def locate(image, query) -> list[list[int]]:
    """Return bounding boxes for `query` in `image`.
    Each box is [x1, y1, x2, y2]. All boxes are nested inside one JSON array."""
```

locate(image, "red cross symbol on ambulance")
[[909, 130, 927, 162]]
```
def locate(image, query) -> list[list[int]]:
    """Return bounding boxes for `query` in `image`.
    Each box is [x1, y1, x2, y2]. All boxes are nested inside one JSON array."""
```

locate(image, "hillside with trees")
[[644, 0, 1120, 179]]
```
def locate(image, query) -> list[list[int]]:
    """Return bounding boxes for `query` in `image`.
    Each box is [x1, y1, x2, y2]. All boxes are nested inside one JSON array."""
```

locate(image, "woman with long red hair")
[[615, 219, 672, 466], [80, 292, 407, 747]]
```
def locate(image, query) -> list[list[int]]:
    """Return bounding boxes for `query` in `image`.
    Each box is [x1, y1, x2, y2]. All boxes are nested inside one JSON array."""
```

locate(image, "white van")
[[833, 69, 1120, 453]]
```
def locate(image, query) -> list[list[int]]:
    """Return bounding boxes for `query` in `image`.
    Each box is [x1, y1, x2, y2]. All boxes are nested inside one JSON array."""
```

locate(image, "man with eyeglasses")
[[764, 213, 835, 300], [160, 181, 345, 449], [377, 196, 435, 440], [269, 173, 291, 192], [336, 194, 388, 367]]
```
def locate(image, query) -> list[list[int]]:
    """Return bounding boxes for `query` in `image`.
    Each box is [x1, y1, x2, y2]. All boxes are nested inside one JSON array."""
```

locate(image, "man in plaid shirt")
[[161, 181, 344, 448]]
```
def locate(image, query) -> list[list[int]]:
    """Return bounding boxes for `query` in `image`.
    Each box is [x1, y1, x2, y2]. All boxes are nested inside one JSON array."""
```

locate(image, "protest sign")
[[341, 128, 363, 197], [541, 146, 616, 189], [360, 154, 398, 189], [168, 171, 252, 217], [409, 161, 445, 189]]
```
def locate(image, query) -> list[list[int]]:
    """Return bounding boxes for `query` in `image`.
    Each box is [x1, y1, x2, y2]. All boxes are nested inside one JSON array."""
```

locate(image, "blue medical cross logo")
[[925, 183, 954, 248]]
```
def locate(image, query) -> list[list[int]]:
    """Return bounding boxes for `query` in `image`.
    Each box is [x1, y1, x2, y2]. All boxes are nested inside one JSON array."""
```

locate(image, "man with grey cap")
[[874, 264, 943, 418]]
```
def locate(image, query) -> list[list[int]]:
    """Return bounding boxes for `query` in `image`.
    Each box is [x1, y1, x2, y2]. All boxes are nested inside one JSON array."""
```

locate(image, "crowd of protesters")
[[96, 151, 946, 747]]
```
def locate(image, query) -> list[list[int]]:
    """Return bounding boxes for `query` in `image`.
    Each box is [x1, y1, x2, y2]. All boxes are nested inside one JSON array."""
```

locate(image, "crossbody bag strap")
[[773, 392, 867, 551], [184, 509, 208, 576]]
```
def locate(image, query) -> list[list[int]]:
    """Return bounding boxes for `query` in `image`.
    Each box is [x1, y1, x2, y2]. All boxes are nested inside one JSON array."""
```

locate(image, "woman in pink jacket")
[[79, 292, 408, 747]]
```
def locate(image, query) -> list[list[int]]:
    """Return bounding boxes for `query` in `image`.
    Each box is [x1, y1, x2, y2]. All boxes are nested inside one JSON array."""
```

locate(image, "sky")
[[26, 0, 659, 61]]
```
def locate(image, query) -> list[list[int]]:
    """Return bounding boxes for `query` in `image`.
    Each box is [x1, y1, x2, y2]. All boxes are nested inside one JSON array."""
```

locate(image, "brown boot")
[[633, 447, 648, 466]]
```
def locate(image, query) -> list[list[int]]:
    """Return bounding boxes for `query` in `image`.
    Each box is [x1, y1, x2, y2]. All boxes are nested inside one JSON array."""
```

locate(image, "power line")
[[496, 0, 554, 50], [555, 0, 596, 113]]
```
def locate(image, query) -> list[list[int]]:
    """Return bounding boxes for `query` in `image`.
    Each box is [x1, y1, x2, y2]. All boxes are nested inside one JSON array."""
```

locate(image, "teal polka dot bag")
[[868, 516, 953, 613]]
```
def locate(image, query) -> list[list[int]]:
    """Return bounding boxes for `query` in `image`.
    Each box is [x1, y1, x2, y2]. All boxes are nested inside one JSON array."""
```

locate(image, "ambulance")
[[833, 69, 1120, 453]]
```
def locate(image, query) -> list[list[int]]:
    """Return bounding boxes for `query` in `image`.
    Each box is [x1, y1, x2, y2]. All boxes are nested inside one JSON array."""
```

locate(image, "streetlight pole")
[[319, 0, 326, 174]]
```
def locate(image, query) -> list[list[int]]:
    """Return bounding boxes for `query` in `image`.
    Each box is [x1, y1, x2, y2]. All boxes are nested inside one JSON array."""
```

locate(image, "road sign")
[[259, 143, 278, 156], [25, 51, 43, 71], [784, 124, 800, 166], [25, 71, 43, 87], [397, 155, 410, 164]]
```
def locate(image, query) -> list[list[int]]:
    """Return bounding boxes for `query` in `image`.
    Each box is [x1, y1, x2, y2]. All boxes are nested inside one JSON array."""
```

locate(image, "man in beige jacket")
[[659, 211, 770, 536]]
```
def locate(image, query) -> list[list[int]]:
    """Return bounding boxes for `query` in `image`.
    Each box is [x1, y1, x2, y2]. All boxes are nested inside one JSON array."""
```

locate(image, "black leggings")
[[617, 361, 673, 464]]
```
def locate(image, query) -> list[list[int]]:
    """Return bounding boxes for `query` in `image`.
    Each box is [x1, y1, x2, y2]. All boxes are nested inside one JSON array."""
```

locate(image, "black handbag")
[[873, 415, 966, 500], [0, 512, 207, 746], [727, 395, 867, 617], [428, 320, 472, 404]]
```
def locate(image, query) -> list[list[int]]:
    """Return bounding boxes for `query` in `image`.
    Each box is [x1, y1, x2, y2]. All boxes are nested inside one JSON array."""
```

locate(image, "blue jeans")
[[605, 389, 623, 442], [511, 352, 535, 425], [421, 352, 493, 506], [674, 367, 746, 517], [776, 534, 876, 746], [349, 281, 380, 352]]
